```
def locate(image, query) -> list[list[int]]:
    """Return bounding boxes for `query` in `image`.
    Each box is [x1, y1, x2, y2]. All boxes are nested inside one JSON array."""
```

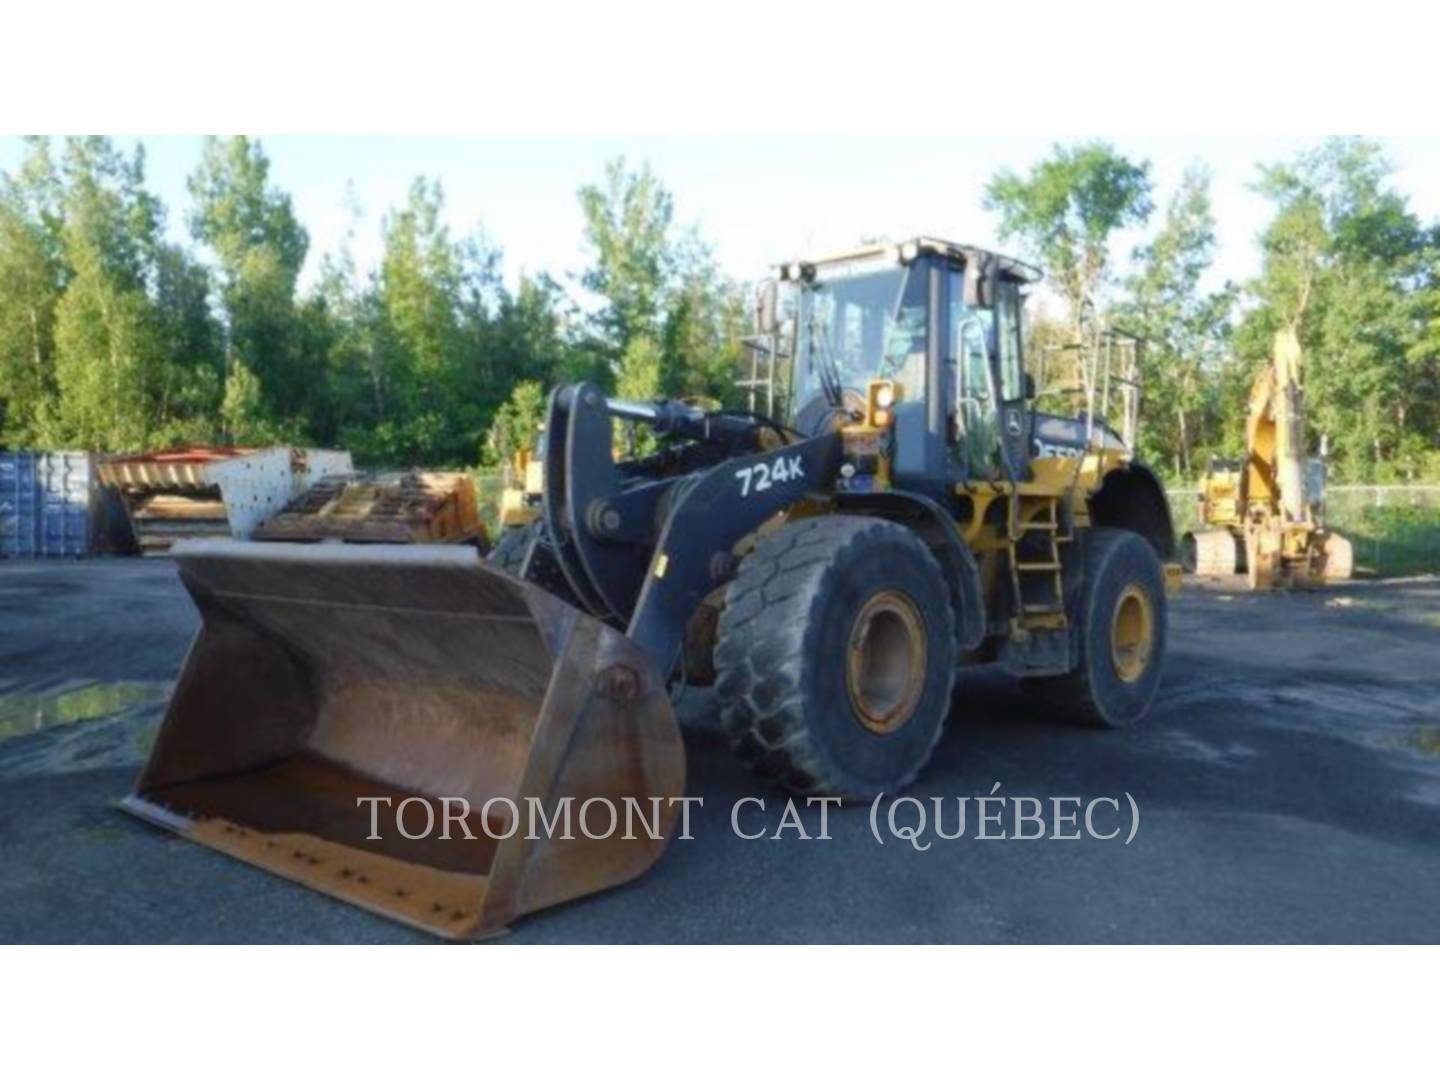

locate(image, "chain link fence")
[[1168, 485, 1440, 578]]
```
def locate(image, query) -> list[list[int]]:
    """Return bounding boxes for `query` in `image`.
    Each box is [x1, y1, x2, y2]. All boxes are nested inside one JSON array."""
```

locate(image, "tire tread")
[[715, 515, 956, 797]]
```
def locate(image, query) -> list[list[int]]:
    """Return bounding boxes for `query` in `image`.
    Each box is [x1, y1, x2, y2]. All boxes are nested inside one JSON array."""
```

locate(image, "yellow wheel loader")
[[125, 238, 1180, 939], [1183, 328, 1352, 589]]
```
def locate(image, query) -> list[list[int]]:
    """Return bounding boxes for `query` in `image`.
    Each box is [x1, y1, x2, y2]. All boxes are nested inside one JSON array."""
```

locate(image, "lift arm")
[[538, 382, 843, 673]]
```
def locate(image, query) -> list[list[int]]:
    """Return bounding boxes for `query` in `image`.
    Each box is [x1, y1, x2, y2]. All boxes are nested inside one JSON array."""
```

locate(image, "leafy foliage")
[[0, 143, 752, 467], [0, 140, 64, 443], [614, 334, 664, 455], [45, 138, 223, 450], [578, 158, 674, 354], [3, 136, 1438, 492], [485, 379, 546, 469], [992, 138, 1440, 483], [986, 142, 1153, 328], [189, 137, 316, 432], [1237, 138, 1437, 480], [577, 159, 748, 410], [1115, 167, 1236, 476]]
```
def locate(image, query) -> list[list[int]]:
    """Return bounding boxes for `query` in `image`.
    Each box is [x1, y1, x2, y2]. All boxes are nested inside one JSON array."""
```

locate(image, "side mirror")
[[963, 256, 997, 309], [754, 280, 780, 335], [963, 265, 983, 308], [1023, 372, 1037, 400]]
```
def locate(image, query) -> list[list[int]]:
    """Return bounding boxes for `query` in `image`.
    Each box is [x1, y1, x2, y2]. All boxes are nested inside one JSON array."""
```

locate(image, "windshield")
[[790, 264, 927, 422]]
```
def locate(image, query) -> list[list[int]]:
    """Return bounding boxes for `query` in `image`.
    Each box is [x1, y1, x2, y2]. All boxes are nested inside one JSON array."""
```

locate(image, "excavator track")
[[1183, 528, 1242, 576]]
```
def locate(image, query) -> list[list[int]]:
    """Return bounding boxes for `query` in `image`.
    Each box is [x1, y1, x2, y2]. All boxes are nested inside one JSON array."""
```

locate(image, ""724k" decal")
[[735, 455, 805, 497]]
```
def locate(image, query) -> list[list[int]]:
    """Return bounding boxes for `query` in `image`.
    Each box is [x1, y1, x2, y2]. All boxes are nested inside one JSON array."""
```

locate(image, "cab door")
[[994, 281, 1034, 481], [949, 267, 1001, 481]]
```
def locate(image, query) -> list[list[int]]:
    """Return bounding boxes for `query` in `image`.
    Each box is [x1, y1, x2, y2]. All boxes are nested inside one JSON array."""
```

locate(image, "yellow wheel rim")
[[846, 590, 927, 734], [1109, 583, 1154, 684]]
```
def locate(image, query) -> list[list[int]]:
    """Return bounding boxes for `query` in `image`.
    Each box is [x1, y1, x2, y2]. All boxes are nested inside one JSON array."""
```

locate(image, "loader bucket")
[[121, 540, 684, 939]]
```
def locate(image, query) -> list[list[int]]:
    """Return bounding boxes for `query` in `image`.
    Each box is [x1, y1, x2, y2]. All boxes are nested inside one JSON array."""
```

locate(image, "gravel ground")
[[1, 558, 1438, 943]]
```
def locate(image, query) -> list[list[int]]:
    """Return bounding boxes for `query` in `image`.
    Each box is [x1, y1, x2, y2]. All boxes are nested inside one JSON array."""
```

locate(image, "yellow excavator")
[[1183, 328, 1352, 589], [123, 237, 1180, 939]]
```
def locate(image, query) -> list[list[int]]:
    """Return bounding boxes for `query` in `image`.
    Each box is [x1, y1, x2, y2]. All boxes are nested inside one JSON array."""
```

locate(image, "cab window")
[[791, 263, 928, 414], [949, 275, 992, 403], [996, 282, 1024, 401], [948, 268, 1000, 479]]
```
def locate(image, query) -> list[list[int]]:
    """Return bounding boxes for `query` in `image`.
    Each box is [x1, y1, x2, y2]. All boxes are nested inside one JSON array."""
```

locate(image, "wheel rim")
[[846, 590, 927, 734], [1109, 583, 1154, 684]]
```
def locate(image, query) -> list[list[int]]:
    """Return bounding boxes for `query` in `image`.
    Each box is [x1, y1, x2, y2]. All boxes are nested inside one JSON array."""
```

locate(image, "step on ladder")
[[1007, 497, 1068, 630]]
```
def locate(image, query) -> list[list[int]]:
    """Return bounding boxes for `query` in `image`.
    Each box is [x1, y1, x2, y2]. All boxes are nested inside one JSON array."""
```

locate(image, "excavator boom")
[[1185, 329, 1352, 588]]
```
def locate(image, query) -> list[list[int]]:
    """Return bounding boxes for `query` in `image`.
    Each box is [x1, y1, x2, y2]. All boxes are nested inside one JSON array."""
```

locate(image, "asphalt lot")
[[1, 557, 1438, 943]]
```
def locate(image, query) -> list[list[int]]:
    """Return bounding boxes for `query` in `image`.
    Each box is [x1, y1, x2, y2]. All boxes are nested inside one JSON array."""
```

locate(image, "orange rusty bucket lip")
[[102, 446, 255, 466], [122, 540, 685, 940]]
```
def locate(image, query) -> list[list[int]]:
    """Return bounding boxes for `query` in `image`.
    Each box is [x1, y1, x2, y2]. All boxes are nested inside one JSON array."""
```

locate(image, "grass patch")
[[1167, 489, 1440, 578], [1331, 504, 1440, 578]]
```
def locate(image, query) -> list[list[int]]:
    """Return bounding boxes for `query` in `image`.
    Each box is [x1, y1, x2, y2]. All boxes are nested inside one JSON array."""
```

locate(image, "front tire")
[[486, 519, 579, 606], [1320, 531, 1353, 581], [714, 516, 957, 799], [488, 520, 541, 576], [1024, 527, 1166, 727]]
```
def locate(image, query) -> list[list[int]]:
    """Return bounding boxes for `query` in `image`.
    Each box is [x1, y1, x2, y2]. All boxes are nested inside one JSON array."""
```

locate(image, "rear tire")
[[1023, 527, 1166, 728], [714, 515, 956, 799]]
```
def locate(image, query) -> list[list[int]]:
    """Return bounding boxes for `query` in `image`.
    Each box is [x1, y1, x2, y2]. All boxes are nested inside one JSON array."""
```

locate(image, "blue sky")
[[6, 135, 1440, 310]]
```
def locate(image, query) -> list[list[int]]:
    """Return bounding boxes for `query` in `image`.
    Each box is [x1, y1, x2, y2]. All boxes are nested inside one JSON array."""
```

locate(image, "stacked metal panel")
[[97, 447, 354, 554], [253, 470, 485, 545]]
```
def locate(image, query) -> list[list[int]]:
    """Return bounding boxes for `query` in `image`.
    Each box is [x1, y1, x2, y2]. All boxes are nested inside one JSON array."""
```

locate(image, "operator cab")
[[780, 237, 1041, 495]]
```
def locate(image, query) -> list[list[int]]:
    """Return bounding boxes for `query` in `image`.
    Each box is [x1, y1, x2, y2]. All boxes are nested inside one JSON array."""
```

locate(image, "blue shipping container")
[[0, 451, 95, 558]]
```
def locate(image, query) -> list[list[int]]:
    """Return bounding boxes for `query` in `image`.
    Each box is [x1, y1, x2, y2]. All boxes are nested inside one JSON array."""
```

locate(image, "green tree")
[[188, 136, 316, 432], [220, 357, 271, 442], [1117, 167, 1235, 477], [149, 240, 225, 443], [491, 273, 580, 384], [307, 204, 385, 450], [3, 138, 225, 451], [484, 379, 546, 469], [315, 181, 586, 468], [1239, 138, 1437, 480], [46, 138, 172, 449], [578, 158, 673, 354], [365, 177, 495, 464], [659, 231, 746, 405], [577, 160, 746, 407], [1405, 241, 1440, 475], [986, 142, 1153, 331], [614, 334, 663, 455], [0, 139, 65, 443]]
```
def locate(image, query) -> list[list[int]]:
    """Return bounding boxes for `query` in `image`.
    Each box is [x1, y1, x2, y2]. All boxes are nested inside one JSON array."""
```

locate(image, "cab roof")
[[786, 236, 1042, 284]]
